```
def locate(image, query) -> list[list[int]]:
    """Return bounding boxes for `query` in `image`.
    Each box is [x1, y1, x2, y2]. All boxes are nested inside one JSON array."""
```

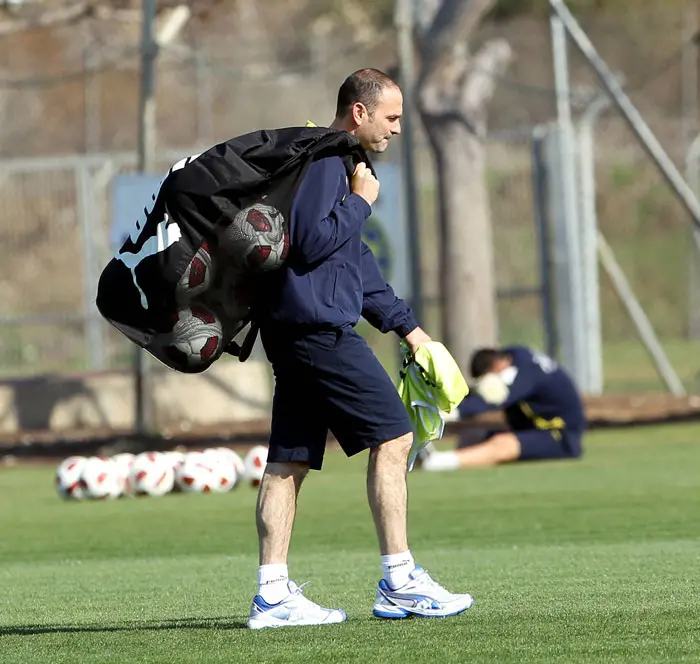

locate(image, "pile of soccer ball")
[[147, 202, 290, 374], [55, 445, 268, 501]]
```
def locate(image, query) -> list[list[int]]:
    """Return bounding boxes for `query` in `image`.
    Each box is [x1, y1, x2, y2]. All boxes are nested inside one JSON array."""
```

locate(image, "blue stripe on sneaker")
[[252, 595, 279, 611], [373, 607, 410, 619]]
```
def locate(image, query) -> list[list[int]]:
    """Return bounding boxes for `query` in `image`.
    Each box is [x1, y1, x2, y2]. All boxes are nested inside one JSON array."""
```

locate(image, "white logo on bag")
[[115, 153, 202, 310], [117, 214, 182, 309]]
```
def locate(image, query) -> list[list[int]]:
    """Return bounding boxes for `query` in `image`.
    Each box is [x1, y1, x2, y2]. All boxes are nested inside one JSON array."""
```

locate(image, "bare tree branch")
[[0, 0, 222, 35], [414, 0, 442, 39], [419, 0, 496, 90], [461, 38, 512, 135], [0, 2, 93, 36], [419, 40, 469, 116]]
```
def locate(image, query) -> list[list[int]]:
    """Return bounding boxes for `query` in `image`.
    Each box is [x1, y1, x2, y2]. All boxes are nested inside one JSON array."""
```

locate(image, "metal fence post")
[[531, 125, 557, 361], [685, 134, 700, 339], [550, 13, 588, 390], [576, 95, 609, 395], [76, 164, 105, 370]]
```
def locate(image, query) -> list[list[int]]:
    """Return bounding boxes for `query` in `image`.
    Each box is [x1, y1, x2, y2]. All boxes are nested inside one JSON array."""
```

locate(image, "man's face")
[[490, 357, 512, 375], [353, 85, 403, 153]]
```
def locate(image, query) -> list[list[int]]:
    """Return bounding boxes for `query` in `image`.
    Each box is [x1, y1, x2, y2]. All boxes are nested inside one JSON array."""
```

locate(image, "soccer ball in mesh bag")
[[220, 203, 289, 272], [56, 456, 89, 500], [148, 304, 225, 373], [129, 452, 175, 497], [79, 457, 122, 500], [244, 445, 268, 487], [175, 241, 215, 304]]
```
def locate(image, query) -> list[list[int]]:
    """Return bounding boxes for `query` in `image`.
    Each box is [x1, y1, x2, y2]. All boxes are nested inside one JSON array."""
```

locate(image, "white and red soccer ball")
[[128, 452, 175, 497], [215, 447, 246, 488], [56, 446, 265, 499], [175, 450, 236, 493], [244, 445, 268, 487], [56, 455, 89, 500], [162, 450, 186, 473], [111, 452, 136, 494], [222, 203, 289, 272], [175, 241, 215, 304], [148, 304, 225, 373], [79, 456, 122, 500]]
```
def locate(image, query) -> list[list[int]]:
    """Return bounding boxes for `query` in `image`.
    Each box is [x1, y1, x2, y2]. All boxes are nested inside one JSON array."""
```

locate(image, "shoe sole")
[[372, 606, 411, 619], [373, 599, 474, 620], [248, 611, 347, 630]]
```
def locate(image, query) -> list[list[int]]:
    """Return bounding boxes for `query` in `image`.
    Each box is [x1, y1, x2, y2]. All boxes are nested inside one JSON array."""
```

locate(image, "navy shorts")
[[458, 428, 582, 460], [261, 326, 412, 470]]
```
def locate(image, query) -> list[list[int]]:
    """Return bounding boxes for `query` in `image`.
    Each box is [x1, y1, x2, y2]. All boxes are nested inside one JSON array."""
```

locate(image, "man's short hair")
[[335, 68, 398, 118], [470, 348, 506, 379]]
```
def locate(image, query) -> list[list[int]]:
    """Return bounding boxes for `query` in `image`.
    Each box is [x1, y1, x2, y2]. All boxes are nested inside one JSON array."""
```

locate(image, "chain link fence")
[[0, 3, 697, 395]]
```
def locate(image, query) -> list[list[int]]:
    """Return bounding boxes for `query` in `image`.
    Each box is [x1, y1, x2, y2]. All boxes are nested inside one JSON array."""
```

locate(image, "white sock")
[[258, 563, 290, 604], [381, 551, 415, 590], [422, 451, 460, 472]]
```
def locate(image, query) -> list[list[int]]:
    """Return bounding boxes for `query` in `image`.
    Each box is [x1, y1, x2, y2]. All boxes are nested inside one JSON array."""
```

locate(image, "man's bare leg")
[[249, 460, 347, 628], [368, 432, 476, 617], [366, 432, 415, 589], [422, 433, 521, 471], [255, 461, 308, 602]]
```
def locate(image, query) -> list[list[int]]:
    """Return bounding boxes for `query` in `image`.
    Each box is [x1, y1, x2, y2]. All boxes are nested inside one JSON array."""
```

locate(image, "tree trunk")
[[423, 115, 497, 368]]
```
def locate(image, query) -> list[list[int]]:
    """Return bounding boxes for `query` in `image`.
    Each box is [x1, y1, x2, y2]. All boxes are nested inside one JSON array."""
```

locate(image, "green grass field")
[[1, 424, 699, 663]]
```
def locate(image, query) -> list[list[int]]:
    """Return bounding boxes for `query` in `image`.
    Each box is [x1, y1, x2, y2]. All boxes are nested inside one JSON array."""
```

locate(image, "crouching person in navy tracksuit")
[[420, 346, 586, 471]]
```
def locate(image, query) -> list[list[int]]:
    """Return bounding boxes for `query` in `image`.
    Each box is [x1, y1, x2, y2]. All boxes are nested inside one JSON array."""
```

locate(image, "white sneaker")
[[247, 581, 347, 630], [373, 566, 474, 619], [421, 451, 460, 472]]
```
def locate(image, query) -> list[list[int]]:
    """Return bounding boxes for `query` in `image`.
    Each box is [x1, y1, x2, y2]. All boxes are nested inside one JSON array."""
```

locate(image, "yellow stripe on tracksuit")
[[518, 403, 565, 441]]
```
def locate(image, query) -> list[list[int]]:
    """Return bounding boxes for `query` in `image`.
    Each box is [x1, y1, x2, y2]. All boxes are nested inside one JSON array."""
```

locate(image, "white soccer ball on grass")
[[175, 450, 237, 493], [243, 445, 268, 487], [79, 456, 122, 500], [215, 447, 246, 488], [112, 452, 135, 495], [128, 452, 175, 497], [56, 455, 89, 500]]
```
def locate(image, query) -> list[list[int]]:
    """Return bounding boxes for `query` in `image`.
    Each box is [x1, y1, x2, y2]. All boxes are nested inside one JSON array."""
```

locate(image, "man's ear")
[[351, 101, 367, 125]]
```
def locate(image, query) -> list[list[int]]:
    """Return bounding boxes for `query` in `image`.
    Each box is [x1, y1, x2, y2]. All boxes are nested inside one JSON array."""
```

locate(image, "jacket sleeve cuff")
[[396, 314, 419, 339], [346, 192, 372, 219]]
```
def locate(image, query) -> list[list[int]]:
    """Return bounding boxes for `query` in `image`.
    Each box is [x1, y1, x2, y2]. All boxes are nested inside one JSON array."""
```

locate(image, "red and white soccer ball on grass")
[[75, 456, 122, 500], [243, 445, 268, 487], [175, 449, 236, 493], [128, 452, 176, 497], [55, 446, 267, 500], [55, 455, 89, 500], [172, 446, 264, 491]]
